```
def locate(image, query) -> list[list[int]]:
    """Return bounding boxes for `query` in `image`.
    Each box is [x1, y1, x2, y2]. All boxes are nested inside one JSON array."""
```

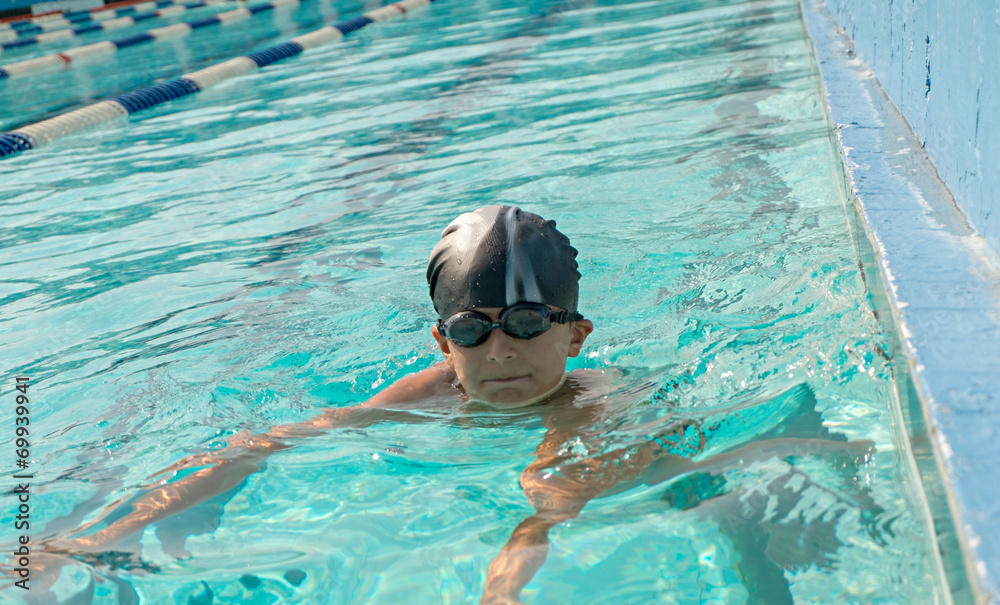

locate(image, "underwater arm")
[[55, 363, 456, 552], [54, 443, 270, 552], [482, 436, 685, 604], [481, 481, 591, 605], [643, 436, 875, 487], [482, 387, 876, 603], [479, 437, 792, 603], [481, 465, 603, 605]]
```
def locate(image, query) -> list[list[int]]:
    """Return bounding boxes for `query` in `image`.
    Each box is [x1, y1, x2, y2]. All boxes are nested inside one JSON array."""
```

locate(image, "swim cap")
[[427, 205, 581, 319]]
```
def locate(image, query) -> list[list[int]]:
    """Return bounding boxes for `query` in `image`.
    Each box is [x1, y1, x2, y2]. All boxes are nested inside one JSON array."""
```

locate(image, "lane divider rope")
[[0, 0, 302, 74], [0, 0, 235, 49], [0, 0, 433, 160], [0, 0, 202, 28]]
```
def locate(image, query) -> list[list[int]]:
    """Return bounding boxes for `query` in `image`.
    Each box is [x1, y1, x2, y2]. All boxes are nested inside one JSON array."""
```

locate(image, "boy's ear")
[[431, 325, 454, 361], [567, 320, 594, 358]]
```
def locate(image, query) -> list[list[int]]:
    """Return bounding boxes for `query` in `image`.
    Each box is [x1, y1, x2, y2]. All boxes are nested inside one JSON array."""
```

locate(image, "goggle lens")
[[440, 304, 583, 347], [446, 316, 492, 345], [503, 308, 549, 338]]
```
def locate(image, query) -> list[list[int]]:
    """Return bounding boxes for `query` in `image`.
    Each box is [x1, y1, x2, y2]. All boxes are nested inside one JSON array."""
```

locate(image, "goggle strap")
[[554, 310, 585, 323]]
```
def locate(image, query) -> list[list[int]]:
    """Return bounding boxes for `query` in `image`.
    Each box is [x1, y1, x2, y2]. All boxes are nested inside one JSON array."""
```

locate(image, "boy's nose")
[[484, 328, 517, 361]]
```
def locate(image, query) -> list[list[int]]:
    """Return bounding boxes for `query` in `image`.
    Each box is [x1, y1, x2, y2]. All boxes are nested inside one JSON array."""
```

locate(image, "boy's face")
[[432, 306, 594, 408]]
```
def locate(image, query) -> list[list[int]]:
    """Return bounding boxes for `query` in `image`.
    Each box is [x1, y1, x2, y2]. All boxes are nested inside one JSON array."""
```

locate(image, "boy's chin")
[[471, 374, 568, 409]]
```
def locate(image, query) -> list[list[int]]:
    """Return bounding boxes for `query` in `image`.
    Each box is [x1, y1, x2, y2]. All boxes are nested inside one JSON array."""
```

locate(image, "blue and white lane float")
[[0, 0, 230, 47], [0, 0, 187, 32], [0, 0, 299, 76], [0, 0, 432, 160]]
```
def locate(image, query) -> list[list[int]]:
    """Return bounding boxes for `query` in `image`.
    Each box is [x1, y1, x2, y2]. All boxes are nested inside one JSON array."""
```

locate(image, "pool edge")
[[798, 0, 1000, 602]]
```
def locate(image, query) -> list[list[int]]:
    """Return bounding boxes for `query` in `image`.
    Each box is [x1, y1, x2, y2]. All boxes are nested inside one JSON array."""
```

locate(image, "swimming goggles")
[[438, 303, 585, 347]]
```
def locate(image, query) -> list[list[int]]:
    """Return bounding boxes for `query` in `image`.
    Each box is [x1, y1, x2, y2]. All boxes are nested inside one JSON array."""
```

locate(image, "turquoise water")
[[0, 0, 952, 603]]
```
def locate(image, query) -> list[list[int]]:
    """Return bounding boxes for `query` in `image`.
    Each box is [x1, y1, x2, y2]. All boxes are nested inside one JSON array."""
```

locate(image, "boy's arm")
[[55, 363, 456, 552], [481, 434, 682, 604], [482, 428, 875, 604]]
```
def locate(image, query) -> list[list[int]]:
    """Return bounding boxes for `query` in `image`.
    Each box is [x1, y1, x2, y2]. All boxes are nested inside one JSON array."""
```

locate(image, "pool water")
[[0, 0, 954, 602]]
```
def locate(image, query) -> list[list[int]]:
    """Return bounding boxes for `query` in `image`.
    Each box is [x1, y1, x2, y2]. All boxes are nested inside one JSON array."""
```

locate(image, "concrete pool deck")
[[800, 0, 1000, 601]]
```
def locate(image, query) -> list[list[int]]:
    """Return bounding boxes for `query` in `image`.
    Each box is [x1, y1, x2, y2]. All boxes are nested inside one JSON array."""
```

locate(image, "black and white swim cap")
[[427, 205, 581, 319]]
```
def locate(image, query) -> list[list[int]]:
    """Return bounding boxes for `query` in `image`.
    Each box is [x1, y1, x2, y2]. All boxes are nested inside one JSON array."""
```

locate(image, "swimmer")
[[32, 206, 874, 604]]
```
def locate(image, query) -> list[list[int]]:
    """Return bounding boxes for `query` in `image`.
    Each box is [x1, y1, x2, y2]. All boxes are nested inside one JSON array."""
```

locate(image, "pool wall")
[[801, 0, 1000, 602], [823, 0, 999, 255]]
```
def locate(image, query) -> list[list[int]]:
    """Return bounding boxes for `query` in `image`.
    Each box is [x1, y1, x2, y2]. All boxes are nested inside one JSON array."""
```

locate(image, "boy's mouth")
[[484, 375, 530, 383]]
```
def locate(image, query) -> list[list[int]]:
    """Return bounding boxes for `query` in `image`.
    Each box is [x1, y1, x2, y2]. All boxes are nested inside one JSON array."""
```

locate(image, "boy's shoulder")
[[566, 368, 619, 395], [364, 365, 620, 410], [363, 362, 458, 409]]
